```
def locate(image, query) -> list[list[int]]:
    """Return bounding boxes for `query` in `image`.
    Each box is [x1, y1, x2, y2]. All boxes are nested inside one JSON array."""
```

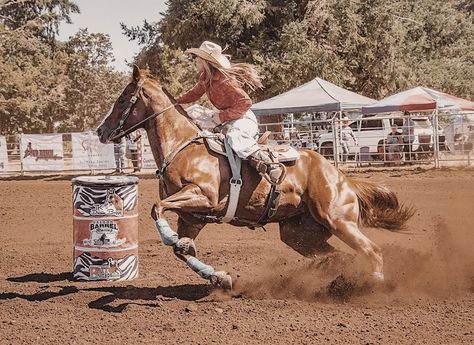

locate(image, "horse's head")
[[110, 193, 124, 211], [97, 65, 163, 144]]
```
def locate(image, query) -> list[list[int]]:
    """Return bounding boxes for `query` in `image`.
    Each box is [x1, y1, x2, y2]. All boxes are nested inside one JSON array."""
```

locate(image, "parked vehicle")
[[317, 115, 445, 160]]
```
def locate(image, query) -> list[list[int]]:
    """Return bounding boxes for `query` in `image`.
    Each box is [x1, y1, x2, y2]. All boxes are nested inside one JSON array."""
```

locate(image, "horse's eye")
[[118, 98, 125, 104]]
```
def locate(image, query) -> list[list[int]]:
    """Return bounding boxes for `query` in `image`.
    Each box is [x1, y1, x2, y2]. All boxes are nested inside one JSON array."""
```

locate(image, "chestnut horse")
[[97, 66, 412, 288]]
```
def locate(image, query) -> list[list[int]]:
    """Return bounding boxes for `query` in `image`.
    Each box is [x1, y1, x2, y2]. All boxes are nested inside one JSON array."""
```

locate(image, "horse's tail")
[[348, 178, 414, 231]]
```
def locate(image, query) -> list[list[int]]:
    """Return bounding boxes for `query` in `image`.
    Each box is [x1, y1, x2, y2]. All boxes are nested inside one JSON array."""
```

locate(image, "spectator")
[[289, 132, 303, 149], [126, 131, 142, 173], [386, 124, 404, 163], [113, 138, 126, 174], [340, 116, 358, 161], [402, 111, 415, 162]]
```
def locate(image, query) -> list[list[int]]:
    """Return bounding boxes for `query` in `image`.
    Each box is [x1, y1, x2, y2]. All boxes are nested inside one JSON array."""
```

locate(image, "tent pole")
[[333, 111, 342, 167], [433, 106, 440, 168], [332, 115, 338, 168]]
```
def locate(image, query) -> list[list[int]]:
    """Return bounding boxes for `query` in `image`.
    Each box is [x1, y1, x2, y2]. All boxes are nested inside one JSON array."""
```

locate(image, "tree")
[[123, 0, 474, 102], [0, 0, 79, 45], [60, 29, 127, 132], [0, 2, 127, 135]]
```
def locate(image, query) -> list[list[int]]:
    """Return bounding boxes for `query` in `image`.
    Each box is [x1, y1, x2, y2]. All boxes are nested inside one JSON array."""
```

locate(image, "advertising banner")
[[20, 134, 64, 171], [0, 136, 8, 172], [71, 131, 115, 170], [140, 132, 157, 169]]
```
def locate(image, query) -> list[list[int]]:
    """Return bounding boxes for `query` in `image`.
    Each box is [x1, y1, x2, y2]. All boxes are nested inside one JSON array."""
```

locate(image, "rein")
[[108, 103, 175, 141], [106, 80, 208, 177], [108, 83, 200, 142]]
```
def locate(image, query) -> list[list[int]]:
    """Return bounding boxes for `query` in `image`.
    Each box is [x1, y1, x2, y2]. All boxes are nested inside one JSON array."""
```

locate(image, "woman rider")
[[175, 41, 283, 184]]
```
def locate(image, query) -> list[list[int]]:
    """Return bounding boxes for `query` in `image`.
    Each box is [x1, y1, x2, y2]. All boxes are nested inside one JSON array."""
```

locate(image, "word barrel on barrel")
[[72, 176, 139, 281]]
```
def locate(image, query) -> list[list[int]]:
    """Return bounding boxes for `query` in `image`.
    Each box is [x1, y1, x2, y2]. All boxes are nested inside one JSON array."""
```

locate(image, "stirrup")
[[260, 163, 287, 186]]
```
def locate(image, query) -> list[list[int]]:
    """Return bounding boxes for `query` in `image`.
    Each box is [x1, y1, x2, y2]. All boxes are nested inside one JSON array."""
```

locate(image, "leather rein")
[[107, 82, 198, 142], [106, 81, 208, 178]]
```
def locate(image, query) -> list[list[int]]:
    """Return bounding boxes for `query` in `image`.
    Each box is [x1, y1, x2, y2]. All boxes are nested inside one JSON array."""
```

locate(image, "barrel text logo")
[[83, 220, 126, 246]]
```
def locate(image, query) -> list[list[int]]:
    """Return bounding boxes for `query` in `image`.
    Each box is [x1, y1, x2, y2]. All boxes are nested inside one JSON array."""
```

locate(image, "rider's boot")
[[248, 149, 285, 185]]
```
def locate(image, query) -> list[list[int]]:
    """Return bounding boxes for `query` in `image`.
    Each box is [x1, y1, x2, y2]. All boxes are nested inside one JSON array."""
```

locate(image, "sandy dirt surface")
[[0, 169, 473, 344]]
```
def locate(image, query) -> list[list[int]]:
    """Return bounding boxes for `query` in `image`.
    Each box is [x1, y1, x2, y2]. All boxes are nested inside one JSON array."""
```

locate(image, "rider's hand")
[[212, 112, 221, 125]]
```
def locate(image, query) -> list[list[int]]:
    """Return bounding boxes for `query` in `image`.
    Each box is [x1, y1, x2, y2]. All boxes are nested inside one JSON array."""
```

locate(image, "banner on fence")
[[0, 136, 8, 172], [71, 132, 115, 170], [20, 134, 64, 171], [141, 132, 157, 169]]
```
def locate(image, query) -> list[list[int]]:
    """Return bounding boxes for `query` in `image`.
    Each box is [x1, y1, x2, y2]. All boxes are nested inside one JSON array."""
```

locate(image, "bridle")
[[107, 81, 176, 142], [105, 80, 206, 179]]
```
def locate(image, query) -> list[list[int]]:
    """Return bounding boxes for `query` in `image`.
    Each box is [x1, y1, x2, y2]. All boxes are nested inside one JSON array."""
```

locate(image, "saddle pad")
[[204, 134, 300, 162]]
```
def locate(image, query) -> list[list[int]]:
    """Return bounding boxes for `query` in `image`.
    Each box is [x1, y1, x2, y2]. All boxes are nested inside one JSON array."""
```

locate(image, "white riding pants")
[[225, 110, 259, 159]]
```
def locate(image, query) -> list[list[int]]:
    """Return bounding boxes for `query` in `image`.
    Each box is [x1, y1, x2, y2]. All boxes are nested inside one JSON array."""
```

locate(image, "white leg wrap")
[[155, 218, 179, 246], [186, 256, 215, 280]]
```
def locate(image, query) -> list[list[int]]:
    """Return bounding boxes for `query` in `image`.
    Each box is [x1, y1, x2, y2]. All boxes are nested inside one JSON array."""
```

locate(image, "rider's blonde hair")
[[198, 57, 264, 91]]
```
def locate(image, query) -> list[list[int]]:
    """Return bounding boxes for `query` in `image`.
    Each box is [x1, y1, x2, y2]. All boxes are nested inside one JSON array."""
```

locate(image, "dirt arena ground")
[[0, 168, 473, 344]]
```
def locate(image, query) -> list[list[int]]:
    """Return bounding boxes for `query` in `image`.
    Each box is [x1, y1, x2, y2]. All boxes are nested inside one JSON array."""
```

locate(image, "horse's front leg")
[[155, 184, 218, 216], [151, 186, 232, 289]]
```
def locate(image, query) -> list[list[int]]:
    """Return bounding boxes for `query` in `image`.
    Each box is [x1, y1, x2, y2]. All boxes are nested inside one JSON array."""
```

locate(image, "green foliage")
[[1, 0, 473, 136], [0, 0, 80, 45], [123, 0, 474, 103], [0, 2, 126, 135]]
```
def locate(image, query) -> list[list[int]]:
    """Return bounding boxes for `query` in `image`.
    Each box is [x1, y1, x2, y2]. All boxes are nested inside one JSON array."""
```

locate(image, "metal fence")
[[257, 112, 474, 168], [1, 112, 473, 176]]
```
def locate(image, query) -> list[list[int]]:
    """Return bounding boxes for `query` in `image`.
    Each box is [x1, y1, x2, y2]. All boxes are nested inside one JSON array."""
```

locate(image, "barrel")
[[72, 176, 139, 281]]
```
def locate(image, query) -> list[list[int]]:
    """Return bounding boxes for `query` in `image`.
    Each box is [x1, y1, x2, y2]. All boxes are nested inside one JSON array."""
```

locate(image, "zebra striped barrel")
[[72, 176, 139, 281]]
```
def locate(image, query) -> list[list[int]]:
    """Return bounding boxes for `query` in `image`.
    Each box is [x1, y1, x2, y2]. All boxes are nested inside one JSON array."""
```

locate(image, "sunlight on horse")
[[97, 65, 413, 289]]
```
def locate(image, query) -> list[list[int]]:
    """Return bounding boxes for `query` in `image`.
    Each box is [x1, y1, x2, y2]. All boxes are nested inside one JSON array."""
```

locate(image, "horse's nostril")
[[97, 128, 102, 136]]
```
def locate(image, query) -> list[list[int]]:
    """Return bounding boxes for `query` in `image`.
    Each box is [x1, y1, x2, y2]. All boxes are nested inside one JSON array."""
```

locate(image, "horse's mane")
[[140, 69, 156, 80], [134, 68, 201, 130], [134, 68, 161, 87]]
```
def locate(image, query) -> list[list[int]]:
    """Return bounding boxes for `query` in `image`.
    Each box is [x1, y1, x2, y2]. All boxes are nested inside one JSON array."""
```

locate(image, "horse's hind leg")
[[329, 216, 384, 281], [308, 183, 384, 282]]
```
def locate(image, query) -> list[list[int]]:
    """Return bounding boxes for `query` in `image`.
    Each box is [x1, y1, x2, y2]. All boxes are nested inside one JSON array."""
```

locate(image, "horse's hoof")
[[174, 237, 197, 257], [210, 271, 232, 290]]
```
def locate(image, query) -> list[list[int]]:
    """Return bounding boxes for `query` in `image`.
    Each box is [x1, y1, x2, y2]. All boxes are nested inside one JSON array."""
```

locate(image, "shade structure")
[[362, 87, 474, 114], [251, 78, 376, 115]]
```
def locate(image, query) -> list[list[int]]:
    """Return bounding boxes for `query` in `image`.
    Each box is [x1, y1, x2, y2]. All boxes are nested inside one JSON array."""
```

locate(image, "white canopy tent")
[[362, 86, 474, 114], [251, 78, 376, 115]]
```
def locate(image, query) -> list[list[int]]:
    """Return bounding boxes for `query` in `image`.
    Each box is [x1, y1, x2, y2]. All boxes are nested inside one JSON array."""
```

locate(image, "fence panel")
[[1, 113, 472, 176]]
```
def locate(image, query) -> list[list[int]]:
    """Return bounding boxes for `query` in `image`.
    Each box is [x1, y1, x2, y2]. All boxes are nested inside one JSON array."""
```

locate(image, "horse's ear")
[[132, 65, 142, 83]]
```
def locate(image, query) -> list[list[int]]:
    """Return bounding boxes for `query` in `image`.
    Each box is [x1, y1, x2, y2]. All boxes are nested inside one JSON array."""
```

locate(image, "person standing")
[[126, 131, 142, 173], [340, 117, 358, 162], [386, 124, 404, 163], [113, 138, 126, 174]]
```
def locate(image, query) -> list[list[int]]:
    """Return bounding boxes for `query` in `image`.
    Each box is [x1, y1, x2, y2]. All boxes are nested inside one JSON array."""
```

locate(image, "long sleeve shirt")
[[341, 126, 357, 143], [175, 70, 252, 123]]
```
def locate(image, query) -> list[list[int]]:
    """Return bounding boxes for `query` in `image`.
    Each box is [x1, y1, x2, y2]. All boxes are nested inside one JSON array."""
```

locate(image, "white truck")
[[317, 115, 444, 160]]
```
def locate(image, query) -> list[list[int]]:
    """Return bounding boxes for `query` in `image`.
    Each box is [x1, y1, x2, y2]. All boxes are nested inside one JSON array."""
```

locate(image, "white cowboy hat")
[[185, 41, 231, 69]]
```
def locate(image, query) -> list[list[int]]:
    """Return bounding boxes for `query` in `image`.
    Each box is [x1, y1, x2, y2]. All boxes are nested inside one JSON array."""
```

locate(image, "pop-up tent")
[[362, 87, 474, 114], [251, 78, 376, 115]]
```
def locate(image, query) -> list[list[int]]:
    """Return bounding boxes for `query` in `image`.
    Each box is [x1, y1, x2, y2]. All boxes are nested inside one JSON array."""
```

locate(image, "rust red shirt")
[[175, 70, 252, 123]]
